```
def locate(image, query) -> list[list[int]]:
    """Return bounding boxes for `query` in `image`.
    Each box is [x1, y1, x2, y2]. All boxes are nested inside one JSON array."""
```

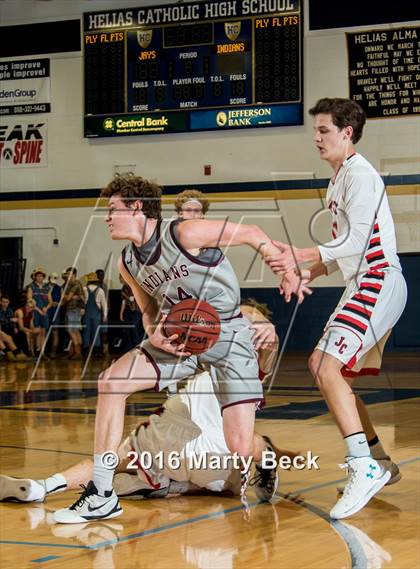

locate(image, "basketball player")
[[0, 303, 297, 509], [266, 98, 407, 519], [53, 175, 309, 523], [174, 189, 209, 220]]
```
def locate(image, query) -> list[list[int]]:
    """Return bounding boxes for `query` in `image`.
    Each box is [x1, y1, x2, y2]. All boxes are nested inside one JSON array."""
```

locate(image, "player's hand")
[[149, 315, 192, 357], [250, 321, 277, 351], [280, 270, 312, 304], [266, 241, 301, 274]]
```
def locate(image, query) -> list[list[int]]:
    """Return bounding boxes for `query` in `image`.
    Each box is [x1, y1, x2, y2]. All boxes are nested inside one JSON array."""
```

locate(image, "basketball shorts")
[[138, 316, 263, 411], [316, 268, 407, 376]]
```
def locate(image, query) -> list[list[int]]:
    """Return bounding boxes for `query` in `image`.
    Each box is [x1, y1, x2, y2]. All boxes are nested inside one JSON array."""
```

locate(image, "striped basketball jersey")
[[121, 219, 241, 317], [318, 153, 401, 282]]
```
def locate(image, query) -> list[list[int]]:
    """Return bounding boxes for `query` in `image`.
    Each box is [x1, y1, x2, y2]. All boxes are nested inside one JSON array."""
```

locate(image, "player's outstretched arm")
[[178, 219, 283, 260]]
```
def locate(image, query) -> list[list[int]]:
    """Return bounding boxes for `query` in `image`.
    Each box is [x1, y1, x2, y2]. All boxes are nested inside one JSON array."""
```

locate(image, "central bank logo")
[[103, 118, 115, 131], [137, 29, 153, 49], [216, 112, 228, 127], [224, 22, 241, 41]]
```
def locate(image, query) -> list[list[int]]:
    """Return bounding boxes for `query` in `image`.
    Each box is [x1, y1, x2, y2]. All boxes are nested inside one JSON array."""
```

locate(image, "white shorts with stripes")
[[316, 268, 407, 376]]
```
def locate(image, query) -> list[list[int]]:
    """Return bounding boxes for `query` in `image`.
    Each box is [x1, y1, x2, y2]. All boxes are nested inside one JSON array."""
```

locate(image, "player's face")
[[313, 113, 351, 166], [105, 195, 138, 240], [179, 205, 204, 220]]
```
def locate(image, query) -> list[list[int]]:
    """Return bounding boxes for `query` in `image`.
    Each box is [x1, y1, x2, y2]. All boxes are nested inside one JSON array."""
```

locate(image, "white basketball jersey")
[[318, 153, 401, 282], [131, 372, 241, 493], [122, 219, 240, 318]]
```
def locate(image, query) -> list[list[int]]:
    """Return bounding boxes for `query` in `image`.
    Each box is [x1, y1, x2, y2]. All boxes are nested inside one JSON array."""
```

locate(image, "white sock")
[[26, 480, 46, 502], [37, 473, 67, 495], [93, 454, 114, 495], [344, 432, 371, 458]]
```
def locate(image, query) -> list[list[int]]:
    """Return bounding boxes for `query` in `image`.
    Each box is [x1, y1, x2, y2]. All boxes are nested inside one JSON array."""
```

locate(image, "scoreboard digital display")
[[83, 0, 303, 137]]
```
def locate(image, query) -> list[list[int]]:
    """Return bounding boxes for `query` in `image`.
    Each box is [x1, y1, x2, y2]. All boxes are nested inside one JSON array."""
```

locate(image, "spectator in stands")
[[0, 316, 27, 362], [95, 269, 108, 297], [47, 272, 62, 359], [27, 268, 52, 358], [61, 267, 85, 360], [119, 278, 143, 351], [15, 298, 39, 357], [83, 272, 108, 357], [95, 269, 109, 355], [0, 295, 14, 335]]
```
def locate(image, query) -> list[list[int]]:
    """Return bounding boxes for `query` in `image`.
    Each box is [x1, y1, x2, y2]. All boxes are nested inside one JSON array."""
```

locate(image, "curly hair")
[[308, 98, 366, 144], [174, 189, 210, 215], [240, 298, 272, 321], [101, 174, 162, 219]]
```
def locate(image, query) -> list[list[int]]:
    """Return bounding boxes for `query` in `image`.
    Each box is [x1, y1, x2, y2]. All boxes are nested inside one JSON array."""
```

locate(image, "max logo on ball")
[[163, 299, 221, 355]]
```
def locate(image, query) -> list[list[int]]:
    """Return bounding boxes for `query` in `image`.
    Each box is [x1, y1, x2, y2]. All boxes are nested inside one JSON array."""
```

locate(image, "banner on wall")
[[0, 58, 51, 115], [347, 25, 419, 119], [0, 119, 47, 168]]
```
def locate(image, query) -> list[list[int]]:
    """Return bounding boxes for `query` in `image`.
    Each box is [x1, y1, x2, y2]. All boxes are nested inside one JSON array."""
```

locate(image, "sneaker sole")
[[330, 470, 391, 520], [54, 505, 123, 524], [0, 476, 43, 503]]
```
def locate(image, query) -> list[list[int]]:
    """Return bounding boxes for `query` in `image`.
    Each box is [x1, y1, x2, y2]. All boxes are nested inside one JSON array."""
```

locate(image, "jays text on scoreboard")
[[83, 0, 303, 137]]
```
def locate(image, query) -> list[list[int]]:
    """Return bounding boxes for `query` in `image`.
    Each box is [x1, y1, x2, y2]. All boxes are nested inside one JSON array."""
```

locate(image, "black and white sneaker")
[[0, 475, 45, 503], [249, 436, 279, 502], [53, 481, 122, 524]]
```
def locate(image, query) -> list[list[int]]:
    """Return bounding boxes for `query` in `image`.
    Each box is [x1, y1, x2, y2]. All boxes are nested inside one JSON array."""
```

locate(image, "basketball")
[[163, 299, 221, 354]]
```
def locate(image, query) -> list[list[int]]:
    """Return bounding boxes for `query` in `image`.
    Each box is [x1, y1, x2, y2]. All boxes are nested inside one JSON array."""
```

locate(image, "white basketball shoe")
[[336, 458, 401, 494], [330, 456, 391, 520], [54, 481, 122, 524]]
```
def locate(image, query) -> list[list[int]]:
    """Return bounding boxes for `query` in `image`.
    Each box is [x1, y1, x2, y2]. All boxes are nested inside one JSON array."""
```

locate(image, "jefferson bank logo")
[[216, 112, 228, 127], [103, 118, 115, 131]]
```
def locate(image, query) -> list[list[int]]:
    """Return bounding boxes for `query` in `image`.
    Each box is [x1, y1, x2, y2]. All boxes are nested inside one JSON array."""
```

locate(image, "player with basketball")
[[53, 175, 309, 523], [266, 98, 407, 519], [0, 301, 299, 506]]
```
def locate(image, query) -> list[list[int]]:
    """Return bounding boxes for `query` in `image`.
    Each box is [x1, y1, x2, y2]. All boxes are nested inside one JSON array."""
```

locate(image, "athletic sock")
[[368, 436, 389, 460], [344, 431, 371, 458], [37, 473, 67, 495], [25, 480, 47, 502], [93, 454, 115, 495]]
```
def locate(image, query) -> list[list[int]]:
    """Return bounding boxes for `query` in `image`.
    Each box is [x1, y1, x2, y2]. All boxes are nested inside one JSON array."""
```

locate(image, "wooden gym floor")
[[0, 353, 419, 568]]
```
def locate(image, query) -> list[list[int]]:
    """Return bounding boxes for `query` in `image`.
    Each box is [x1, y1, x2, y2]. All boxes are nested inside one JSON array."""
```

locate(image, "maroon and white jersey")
[[318, 153, 402, 283], [121, 219, 241, 318]]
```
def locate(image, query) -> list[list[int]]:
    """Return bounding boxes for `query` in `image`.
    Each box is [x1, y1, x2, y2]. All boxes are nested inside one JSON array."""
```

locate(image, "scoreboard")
[[83, 0, 303, 137]]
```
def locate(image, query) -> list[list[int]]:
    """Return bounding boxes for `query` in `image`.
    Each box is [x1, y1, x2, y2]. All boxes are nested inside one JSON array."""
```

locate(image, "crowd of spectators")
[[0, 266, 142, 363]]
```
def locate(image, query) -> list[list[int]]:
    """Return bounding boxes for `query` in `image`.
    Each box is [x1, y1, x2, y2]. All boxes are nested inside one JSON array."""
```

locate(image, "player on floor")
[[0, 302, 298, 512], [266, 98, 407, 519], [53, 175, 309, 523]]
